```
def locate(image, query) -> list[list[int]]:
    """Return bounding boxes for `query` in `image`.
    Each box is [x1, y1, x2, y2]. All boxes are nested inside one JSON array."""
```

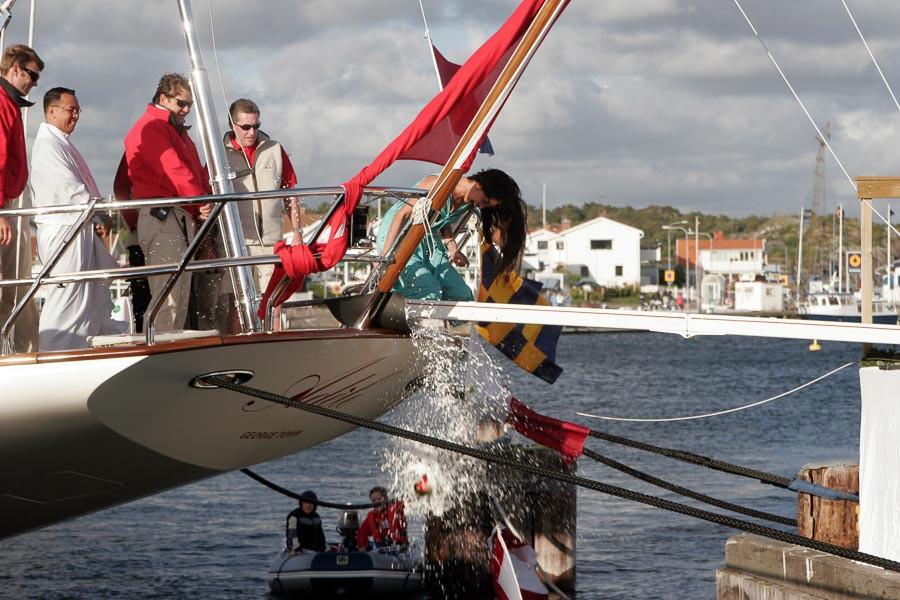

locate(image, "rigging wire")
[[839, 0, 900, 238], [842, 0, 900, 113], [732, 0, 856, 194], [577, 361, 854, 423]]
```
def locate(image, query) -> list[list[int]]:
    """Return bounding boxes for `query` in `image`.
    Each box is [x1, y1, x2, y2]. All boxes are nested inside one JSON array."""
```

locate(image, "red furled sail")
[[258, 0, 568, 315]]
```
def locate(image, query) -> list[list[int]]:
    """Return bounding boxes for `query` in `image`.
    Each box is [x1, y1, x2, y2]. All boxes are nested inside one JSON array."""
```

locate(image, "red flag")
[[432, 44, 495, 156], [506, 397, 588, 465], [258, 0, 561, 315], [489, 525, 549, 600]]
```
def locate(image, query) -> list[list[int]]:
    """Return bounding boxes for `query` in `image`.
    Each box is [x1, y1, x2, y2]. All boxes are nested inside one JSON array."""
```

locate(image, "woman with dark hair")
[[376, 168, 527, 300]]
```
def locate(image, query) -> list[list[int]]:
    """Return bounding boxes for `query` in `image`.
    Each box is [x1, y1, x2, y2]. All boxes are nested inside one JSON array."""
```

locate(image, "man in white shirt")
[[31, 87, 125, 350]]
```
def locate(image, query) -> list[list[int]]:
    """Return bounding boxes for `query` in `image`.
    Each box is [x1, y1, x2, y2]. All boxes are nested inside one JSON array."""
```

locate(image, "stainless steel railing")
[[0, 185, 425, 354]]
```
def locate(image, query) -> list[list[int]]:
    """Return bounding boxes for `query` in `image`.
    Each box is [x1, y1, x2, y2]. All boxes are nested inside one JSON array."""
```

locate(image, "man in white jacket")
[[31, 87, 125, 350]]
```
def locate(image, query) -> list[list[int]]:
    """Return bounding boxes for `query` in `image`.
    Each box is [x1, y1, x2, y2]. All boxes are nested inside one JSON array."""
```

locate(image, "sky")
[[6, 0, 900, 220]]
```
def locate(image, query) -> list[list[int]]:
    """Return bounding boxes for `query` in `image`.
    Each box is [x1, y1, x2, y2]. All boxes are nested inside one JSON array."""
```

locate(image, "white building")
[[734, 279, 784, 313], [525, 216, 643, 288]]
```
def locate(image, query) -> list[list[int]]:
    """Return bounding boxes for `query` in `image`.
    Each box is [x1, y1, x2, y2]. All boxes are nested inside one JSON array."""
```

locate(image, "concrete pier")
[[716, 534, 900, 599]]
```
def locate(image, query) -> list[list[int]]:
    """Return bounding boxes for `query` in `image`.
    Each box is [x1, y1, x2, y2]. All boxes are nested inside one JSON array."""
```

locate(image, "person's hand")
[[197, 202, 214, 221], [0, 216, 11, 246], [451, 250, 469, 267]]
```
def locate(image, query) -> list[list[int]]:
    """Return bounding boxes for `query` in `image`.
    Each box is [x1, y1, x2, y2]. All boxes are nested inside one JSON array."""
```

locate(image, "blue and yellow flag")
[[476, 243, 563, 384]]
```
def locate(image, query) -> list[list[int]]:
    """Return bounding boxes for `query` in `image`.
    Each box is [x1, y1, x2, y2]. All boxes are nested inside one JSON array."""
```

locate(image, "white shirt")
[[31, 122, 101, 225]]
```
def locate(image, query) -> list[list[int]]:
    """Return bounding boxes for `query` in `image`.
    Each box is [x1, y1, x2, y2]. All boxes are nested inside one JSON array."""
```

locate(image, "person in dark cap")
[[285, 490, 326, 553]]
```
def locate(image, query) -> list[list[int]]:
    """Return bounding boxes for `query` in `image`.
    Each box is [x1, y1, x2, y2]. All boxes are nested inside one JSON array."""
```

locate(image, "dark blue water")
[[0, 333, 861, 599]]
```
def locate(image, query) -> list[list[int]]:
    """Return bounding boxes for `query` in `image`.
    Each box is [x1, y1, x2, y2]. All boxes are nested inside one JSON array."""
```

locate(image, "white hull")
[[0, 330, 420, 539]]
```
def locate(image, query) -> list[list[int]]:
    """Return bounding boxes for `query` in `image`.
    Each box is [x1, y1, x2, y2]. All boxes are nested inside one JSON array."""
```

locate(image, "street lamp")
[[663, 220, 688, 274], [690, 229, 713, 311], [662, 223, 690, 302]]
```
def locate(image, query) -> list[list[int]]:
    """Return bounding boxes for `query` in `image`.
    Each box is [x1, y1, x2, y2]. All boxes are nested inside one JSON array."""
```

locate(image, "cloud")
[[9, 0, 900, 219]]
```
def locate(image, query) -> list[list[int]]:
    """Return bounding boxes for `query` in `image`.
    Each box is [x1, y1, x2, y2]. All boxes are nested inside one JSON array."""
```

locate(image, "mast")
[[797, 206, 805, 296], [542, 182, 547, 230], [175, 0, 259, 332], [838, 204, 843, 292]]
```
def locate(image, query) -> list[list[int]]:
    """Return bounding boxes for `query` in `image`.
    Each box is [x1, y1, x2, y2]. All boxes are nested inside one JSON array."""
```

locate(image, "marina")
[[1, 0, 900, 599]]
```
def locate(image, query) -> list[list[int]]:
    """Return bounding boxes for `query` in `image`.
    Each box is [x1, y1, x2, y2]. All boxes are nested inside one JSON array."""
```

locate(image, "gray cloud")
[[11, 0, 900, 219]]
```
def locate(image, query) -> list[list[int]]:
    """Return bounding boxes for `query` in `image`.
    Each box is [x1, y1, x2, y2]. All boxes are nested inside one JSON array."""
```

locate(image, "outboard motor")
[[336, 509, 360, 551]]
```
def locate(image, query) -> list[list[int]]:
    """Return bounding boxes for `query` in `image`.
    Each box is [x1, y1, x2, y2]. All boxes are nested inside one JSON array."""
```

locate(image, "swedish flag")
[[476, 243, 563, 384]]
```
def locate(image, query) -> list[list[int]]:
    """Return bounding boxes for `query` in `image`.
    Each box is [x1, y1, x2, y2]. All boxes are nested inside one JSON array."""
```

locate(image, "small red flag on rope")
[[506, 397, 589, 465]]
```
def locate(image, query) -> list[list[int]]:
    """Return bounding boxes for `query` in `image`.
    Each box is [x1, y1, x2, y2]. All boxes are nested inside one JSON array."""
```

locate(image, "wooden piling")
[[796, 460, 859, 549], [424, 445, 576, 599]]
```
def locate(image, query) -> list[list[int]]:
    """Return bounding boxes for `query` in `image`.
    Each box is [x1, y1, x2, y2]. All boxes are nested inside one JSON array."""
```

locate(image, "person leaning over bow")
[[123, 73, 213, 332], [31, 87, 126, 350], [224, 98, 301, 293], [376, 169, 527, 301], [0, 44, 42, 352]]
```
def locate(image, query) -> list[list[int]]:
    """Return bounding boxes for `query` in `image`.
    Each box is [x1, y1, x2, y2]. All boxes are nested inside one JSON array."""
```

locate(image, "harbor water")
[[0, 332, 862, 599]]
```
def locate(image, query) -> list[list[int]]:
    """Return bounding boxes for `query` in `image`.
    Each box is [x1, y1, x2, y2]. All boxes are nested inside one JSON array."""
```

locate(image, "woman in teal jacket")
[[376, 169, 526, 301]]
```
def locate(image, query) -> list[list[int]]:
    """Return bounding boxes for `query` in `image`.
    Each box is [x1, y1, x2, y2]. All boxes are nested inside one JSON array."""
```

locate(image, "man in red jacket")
[[356, 485, 408, 551], [123, 73, 212, 331], [0, 44, 42, 353]]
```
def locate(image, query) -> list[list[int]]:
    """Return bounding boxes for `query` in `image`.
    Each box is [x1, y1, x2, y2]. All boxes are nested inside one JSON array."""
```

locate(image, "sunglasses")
[[235, 123, 261, 131], [21, 65, 39, 83], [166, 94, 193, 109]]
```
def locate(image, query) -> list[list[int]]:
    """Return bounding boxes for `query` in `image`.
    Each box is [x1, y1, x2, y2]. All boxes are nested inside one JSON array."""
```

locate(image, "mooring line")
[[585, 428, 791, 488], [240, 468, 397, 510], [202, 375, 900, 573], [577, 362, 855, 423], [581, 448, 795, 526]]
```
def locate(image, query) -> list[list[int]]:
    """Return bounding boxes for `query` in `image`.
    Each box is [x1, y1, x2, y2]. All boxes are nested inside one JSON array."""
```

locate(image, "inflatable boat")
[[267, 546, 423, 597]]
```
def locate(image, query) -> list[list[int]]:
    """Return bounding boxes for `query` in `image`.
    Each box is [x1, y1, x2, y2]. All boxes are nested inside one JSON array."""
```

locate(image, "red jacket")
[[123, 104, 211, 217], [356, 501, 408, 548], [0, 79, 29, 207]]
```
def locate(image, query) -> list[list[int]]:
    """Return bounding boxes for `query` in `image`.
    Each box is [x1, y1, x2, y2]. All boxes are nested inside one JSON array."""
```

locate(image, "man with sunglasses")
[[31, 87, 126, 350], [0, 44, 43, 353], [122, 73, 213, 332], [223, 98, 299, 292]]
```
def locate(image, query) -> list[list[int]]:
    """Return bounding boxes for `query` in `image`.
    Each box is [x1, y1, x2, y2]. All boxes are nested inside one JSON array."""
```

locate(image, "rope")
[[577, 362, 854, 422], [582, 448, 795, 526], [411, 196, 437, 257], [201, 375, 900, 573], [585, 428, 791, 488], [240, 468, 397, 510]]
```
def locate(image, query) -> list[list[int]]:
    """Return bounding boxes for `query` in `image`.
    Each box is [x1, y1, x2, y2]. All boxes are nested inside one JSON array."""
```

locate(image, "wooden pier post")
[[796, 460, 859, 549], [424, 445, 576, 599]]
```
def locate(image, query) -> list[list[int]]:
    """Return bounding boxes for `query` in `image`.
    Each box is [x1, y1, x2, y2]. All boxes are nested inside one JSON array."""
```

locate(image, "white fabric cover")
[[858, 366, 900, 561]]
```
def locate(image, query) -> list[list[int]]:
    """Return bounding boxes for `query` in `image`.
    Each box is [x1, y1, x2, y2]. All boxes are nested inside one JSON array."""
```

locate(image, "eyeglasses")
[[52, 105, 82, 116], [235, 123, 261, 131], [21, 66, 39, 83], [166, 94, 193, 109]]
